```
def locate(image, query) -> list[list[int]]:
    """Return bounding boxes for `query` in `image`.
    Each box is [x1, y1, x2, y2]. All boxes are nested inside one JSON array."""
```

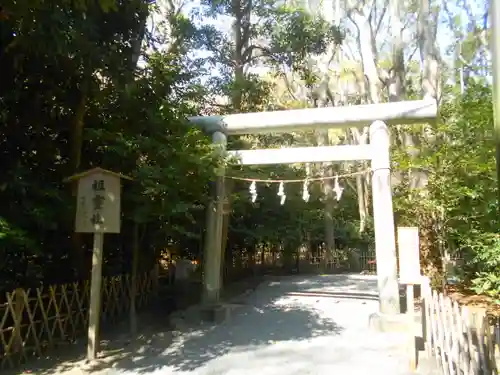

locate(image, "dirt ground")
[[7, 274, 437, 375], [444, 284, 500, 320]]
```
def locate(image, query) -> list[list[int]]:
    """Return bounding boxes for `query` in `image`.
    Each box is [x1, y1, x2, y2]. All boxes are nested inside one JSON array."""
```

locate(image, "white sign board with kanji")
[[397, 226, 421, 283], [74, 171, 121, 233]]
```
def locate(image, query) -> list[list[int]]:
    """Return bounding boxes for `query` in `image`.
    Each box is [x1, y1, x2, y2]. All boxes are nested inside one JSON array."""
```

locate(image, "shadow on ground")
[[7, 274, 380, 375]]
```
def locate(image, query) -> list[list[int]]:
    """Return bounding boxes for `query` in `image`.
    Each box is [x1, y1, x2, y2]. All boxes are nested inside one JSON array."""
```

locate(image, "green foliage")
[[228, 162, 370, 254], [197, 0, 342, 110], [0, 0, 216, 290], [0, 0, 354, 294], [471, 273, 500, 303], [265, 5, 343, 78], [87, 51, 217, 230], [394, 83, 500, 299], [191, 0, 356, 272]]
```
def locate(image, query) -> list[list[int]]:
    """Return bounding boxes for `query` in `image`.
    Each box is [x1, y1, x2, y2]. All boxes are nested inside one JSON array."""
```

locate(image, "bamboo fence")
[[423, 288, 500, 375], [0, 269, 157, 369]]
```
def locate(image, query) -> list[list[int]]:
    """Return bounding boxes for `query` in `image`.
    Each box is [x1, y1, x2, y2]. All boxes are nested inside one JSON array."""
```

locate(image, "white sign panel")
[[397, 227, 421, 283], [75, 172, 121, 233]]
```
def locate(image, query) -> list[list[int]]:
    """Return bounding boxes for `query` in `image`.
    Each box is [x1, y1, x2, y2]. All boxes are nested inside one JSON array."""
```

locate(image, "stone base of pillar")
[[368, 311, 420, 332], [201, 303, 243, 324]]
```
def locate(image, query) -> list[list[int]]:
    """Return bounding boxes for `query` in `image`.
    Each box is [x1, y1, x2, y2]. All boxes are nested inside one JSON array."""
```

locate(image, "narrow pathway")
[[40, 275, 435, 375]]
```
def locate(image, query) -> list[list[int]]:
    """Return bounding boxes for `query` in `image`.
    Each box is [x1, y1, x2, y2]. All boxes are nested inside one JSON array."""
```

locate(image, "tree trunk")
[[363, 171, 370, 217], [316, 129, 336, 272], [219, 183, 232, 284], [418, 0, 440, 101], [350, 128, 369, 233], [129, 220, 140, 335], [355, 173, 367, 233], [70, 76, 89, 279], [388, 0, 405, 102], [349, 9, 384, 233], [217, 0, 251, 283]]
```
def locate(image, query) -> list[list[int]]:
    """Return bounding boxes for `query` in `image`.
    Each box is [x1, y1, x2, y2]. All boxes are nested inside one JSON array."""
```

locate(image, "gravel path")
[[32, 274, 438, 375]]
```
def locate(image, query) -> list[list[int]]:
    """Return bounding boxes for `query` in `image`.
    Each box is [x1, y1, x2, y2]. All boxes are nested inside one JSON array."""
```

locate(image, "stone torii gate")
[[189, 99, 437, 322]]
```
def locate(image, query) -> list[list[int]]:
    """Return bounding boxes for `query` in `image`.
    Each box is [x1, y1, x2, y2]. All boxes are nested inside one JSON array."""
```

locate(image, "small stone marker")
[[397, 227, 421, 284], [397, 226, 421, 372], [64, 167, 132, 361]]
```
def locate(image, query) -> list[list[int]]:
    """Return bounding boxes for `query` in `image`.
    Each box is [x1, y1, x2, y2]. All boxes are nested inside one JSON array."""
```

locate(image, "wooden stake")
[[13, 288, 24, 353], [407, 283, 417, 371], [130, 222, 139, 335], [87, 232, 104, 361]]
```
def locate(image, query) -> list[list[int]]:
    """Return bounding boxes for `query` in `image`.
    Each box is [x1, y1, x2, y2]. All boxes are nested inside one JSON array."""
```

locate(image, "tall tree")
[[196, 0, 342, 275]]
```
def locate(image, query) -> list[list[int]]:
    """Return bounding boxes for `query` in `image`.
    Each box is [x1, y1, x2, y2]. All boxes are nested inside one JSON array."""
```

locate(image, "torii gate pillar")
[[370, 121, 400, 315], [202, 131, 226, 305]]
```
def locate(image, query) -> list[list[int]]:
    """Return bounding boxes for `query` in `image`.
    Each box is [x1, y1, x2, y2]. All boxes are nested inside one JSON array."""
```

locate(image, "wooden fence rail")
[[423, 288, 499, 375], [230, 248, 377, 274], [0, 269, 156, 369]]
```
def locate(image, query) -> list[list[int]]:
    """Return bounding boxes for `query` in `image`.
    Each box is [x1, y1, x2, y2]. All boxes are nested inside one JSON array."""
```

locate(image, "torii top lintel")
[[188, 99, 438, 136]]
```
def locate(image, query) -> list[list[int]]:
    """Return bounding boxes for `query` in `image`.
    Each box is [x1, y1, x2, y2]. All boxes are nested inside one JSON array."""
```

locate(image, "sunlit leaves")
[[266, 5, 343, 69], [394, 83, 499, 297]]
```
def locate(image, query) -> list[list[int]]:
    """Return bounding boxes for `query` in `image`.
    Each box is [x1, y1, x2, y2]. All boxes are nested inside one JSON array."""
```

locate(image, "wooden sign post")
[[64, 167, 131, 361], [397, 226, 421, 372]]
